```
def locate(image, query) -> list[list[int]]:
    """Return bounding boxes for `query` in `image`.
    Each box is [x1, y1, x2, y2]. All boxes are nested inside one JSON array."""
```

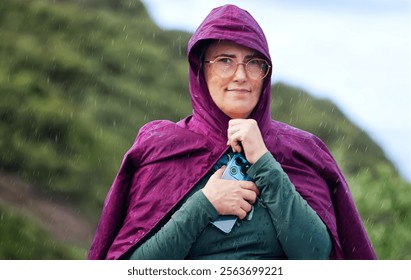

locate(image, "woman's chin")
[[224, 109, 251, 119]]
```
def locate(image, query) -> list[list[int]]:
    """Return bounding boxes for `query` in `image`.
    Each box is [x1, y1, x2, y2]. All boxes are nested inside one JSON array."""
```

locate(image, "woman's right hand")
[[201, 166, 259, 219]]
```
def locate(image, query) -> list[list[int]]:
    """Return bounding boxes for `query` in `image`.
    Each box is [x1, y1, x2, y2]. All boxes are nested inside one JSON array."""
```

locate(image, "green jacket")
[[126, 152, 331, 259]]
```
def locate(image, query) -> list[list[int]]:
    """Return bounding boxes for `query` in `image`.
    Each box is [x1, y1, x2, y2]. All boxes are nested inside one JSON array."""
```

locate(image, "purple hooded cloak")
[[88, 4, 376, 260]]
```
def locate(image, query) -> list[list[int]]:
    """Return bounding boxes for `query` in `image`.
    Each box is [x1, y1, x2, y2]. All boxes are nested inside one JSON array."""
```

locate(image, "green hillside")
[[0, 0, 410, 259]]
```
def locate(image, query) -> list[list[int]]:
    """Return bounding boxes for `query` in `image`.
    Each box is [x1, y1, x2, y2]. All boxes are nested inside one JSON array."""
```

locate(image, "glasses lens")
[[214, 57, 235, 77], [246, 59, 269, 80]]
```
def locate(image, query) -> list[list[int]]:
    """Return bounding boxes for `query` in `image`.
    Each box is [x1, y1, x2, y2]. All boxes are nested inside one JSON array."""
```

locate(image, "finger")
[[236, 208, 247, 220], [244, 191, 257, 204], [237, 203, 251, 220], [230, 140, 242, 153], [213, 166, 226, 178], [228, 118, 244, 127], [227, 125, 241, 137], [227, 120, 244, 147], [240, 201, 252, 213], [240, 182, 260, 196], [227, 137, 241, 153], [227, 131, 244, 153], [241, 189, 258, 204]]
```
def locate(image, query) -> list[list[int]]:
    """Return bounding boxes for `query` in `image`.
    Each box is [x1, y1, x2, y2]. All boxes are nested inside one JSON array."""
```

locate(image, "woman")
[[88, 4, 376, 260]]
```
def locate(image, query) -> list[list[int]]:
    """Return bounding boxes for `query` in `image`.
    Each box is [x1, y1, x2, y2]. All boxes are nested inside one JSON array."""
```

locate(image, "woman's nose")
[[233, 63, 248, 81]]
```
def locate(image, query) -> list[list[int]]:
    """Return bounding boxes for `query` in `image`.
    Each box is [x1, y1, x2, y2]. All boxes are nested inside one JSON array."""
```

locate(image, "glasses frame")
[[204, 56, 271, 80]]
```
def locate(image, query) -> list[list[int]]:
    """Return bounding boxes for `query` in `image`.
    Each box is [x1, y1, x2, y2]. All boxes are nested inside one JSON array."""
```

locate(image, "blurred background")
[[0, 0, 410, 259]]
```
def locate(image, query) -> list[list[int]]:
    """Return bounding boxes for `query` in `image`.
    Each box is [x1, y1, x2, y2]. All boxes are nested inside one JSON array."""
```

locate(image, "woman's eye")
[[248, 59, 261, 66], [217, 57, 233, 64]]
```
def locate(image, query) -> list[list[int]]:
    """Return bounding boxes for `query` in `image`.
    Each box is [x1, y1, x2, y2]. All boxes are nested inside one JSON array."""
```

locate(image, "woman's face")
[[203, 41, 264, 119]]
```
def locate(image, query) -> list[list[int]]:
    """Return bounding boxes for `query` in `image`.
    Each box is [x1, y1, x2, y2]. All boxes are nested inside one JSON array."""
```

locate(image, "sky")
[[140, 0, 411, 182]]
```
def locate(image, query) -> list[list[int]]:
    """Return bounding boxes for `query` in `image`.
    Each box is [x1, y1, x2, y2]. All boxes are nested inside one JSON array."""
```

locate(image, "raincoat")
[[88, 4, 376, 260]]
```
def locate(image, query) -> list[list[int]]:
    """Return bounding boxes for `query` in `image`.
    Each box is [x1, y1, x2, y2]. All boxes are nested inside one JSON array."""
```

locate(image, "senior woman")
[[88, 5, 376, 260]]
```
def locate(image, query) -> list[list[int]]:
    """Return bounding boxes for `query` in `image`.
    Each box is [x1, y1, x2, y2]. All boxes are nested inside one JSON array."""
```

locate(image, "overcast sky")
[[140, 0, 411, 182]]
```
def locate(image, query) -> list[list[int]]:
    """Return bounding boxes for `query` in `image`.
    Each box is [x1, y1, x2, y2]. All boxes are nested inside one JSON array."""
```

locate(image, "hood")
[[187, 4, 273, 138]]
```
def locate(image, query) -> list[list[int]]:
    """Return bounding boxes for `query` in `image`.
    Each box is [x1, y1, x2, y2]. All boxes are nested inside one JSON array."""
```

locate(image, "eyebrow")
[[211, 53, 258, 60]]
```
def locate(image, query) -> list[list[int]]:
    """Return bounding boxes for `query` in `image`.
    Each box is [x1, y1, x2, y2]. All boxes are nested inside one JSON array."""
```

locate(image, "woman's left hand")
[[227, 119, 269, 164]]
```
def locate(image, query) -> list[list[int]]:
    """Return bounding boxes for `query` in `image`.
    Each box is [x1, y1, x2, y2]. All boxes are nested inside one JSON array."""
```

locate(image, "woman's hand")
[[227, 119, 268, 164], [202, 166, 259, 219]]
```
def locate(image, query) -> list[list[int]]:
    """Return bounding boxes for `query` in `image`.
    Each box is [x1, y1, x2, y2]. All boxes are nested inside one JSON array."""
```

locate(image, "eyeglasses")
[[204, 56, 271, 80]]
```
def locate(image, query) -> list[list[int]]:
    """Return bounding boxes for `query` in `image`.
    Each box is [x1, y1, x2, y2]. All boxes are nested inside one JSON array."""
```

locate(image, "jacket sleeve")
[[126, 190, 219, 259], [247, 152, 332, 259]]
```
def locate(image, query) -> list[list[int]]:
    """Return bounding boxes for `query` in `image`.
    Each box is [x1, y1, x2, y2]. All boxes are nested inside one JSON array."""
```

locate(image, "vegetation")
[[0, 0, 409, 259], [0, 205, 86, 259]]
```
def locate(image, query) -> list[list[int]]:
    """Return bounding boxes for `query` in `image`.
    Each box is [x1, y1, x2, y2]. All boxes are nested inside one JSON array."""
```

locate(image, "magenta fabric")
[[88, 4, 376, 260]]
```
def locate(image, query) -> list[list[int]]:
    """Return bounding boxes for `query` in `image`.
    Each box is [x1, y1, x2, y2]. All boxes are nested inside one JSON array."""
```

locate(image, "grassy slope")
[[0, 0, 409, 259]]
